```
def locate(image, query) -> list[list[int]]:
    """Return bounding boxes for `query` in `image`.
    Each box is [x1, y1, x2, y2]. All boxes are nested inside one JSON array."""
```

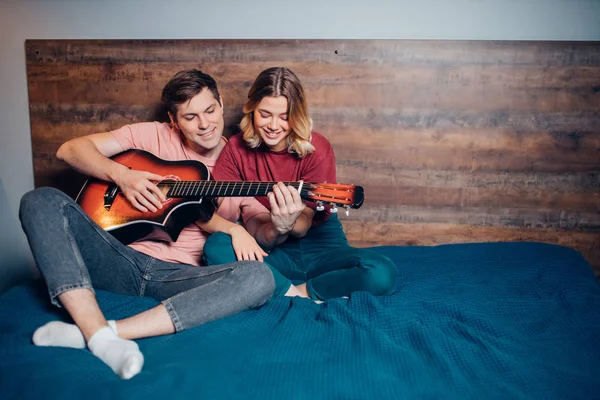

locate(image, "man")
[[19, 69, 301, 380]]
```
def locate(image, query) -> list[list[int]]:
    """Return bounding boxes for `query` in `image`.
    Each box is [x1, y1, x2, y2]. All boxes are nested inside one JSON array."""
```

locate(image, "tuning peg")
[[330, 204, 338, 213], [345, 205, 350, 216], [316, 201, 325, 211]]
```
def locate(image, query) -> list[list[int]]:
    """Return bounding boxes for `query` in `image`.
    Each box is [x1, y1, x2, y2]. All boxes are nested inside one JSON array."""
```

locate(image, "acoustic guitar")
[[76, 149, 364, 244]]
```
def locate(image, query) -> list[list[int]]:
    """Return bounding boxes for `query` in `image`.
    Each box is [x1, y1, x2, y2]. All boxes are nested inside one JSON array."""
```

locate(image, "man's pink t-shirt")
[[110, 121, 268, 266]]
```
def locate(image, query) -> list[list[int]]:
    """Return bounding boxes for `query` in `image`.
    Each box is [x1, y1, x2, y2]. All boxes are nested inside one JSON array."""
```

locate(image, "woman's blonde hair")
[[240, 67, 314, 157]]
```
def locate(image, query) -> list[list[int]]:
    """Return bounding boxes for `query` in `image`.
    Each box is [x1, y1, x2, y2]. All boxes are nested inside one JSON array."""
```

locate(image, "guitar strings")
[[110, 181, 356, 204], [177, 182, 354, 202]]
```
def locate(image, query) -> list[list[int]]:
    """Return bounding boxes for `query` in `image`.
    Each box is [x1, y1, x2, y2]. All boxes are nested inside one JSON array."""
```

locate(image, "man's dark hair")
[[161, 69, 221, 120]]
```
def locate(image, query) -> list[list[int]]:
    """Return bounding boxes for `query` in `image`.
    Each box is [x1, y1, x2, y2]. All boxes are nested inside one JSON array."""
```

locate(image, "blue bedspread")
[[1, 242, 599, 399]]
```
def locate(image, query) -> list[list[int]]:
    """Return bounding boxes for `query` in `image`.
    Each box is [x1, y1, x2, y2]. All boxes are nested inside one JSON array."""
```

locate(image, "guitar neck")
[[164, 181, 301, 198]]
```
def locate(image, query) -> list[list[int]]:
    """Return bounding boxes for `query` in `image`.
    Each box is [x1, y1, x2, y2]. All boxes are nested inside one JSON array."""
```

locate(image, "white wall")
[[1, 0, 599, 293]]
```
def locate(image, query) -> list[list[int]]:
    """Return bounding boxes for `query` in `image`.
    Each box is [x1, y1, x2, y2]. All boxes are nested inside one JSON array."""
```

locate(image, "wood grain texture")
[[25, 40, 600, 276]]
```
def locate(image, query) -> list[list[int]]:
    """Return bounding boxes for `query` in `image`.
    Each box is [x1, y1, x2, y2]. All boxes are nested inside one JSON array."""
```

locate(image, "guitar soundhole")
[[159, 175, 181, 204]]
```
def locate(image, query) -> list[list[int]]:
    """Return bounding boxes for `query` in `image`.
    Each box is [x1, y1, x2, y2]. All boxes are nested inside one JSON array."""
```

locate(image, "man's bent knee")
[[20, 187, 69, 221], [236, 261, 275, 307]]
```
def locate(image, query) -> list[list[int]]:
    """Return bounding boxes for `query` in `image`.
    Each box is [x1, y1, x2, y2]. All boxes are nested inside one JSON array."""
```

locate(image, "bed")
[[2, 242, 599, 399], [11, 38, 599, 399]]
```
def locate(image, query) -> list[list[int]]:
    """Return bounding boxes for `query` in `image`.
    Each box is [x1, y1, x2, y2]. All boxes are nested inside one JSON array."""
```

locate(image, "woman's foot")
[[294, 283, 310, 298], [284, 284, 306, 297], [285, 283, 323, 303]]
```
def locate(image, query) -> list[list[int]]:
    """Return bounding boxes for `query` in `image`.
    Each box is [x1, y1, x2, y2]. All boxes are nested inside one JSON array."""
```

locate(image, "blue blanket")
[[1, 243, 599, 399]]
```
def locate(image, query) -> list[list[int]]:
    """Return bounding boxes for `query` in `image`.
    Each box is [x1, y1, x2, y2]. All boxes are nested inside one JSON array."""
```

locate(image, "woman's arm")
[[268, 182, 315, 239], [245, 213, 290, 249], [288, 207, 315, 238], [245, 183, 315, 247]]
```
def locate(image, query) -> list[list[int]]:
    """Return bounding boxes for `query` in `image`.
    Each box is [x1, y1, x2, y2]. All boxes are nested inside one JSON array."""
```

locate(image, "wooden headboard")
[[25, 40, 600, 275]]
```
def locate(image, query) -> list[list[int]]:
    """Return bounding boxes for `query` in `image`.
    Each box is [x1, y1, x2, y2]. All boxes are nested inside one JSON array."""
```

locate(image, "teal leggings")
[[202, 215, 397, 300]]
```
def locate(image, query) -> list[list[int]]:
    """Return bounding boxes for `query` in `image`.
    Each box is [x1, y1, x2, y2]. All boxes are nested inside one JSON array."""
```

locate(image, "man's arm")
[[197, 211, 267, 262], [57, 132, 165, 212], [57, 133, 129, 181]]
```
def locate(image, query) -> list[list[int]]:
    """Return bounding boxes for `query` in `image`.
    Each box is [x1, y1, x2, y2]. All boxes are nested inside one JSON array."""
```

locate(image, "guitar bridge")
[[103, 183, 119, 211]]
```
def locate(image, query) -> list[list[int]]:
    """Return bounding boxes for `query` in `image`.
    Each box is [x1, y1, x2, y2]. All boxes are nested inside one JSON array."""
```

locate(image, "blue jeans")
[[203, 214, 397, 300], [19, 188, 275, 332]]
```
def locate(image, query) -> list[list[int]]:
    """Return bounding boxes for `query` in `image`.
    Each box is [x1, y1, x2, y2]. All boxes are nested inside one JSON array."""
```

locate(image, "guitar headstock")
[[299, 182, 364, 214]]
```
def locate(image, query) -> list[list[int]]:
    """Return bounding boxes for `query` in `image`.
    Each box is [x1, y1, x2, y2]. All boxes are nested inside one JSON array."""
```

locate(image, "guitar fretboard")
[[163, 181, 303, 198]]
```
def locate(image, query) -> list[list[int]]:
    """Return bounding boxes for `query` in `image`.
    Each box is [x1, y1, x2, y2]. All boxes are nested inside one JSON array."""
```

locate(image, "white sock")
[[87, 327, 144, 380], [107, 320, 118, 334], [32, 320, 119, 349], [33, 321, 86, 349]]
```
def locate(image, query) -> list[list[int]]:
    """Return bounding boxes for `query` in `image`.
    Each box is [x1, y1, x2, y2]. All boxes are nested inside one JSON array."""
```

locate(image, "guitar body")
[[76, 149, 364, 245], [76, 149, 210, 244]]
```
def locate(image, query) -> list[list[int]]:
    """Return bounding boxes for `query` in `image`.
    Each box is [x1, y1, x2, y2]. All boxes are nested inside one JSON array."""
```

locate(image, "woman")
[[204, 67, 397, 301]]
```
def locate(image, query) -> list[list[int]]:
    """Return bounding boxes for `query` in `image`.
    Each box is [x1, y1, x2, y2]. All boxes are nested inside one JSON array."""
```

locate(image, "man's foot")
[[33, 321, 86, 349], [87, 327, 144, 380], [33, 320, 118, 349]]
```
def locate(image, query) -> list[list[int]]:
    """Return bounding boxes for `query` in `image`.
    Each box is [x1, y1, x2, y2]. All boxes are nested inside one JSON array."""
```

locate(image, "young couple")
[[19, 67, 397, 379]]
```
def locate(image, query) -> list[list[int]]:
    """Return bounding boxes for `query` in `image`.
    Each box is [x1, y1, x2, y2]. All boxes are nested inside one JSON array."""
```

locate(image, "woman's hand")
[[269, 182, 305, 235], [230, 225, 268, 262]]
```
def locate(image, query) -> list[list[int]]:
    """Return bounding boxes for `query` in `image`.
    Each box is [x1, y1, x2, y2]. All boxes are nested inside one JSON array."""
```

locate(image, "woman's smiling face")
[[253, 95, 291, 152]]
